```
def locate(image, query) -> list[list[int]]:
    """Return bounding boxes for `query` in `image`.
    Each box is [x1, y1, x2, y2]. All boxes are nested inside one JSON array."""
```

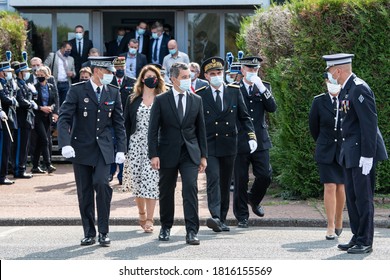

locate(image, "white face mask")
[[179, 78, 191, 91], [100, 73, 114, 85], [5, 72, 13, 81], [226, 75, 234, 84], [190, 72, 196, 80], [326, 82, 341, 94], [23, 72, 31, 81], [210, 75, 224, 87]]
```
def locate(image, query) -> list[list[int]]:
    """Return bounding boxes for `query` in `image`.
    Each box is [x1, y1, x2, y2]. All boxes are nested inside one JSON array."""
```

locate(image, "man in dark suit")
[[119, 20, 150, 56], [148, 62, 207, 245], [196, 57, 257, 233], [105, 27, 126, 56], [69, 25, 94, 83], [58, 56, 126, 247], [120, 38, 148, 79], [322, 53, 388, 254], [148, 22, 170, 65], [189, 62, 208, 93], [195, 31, 218, 64], [233, 57, 277, 228]]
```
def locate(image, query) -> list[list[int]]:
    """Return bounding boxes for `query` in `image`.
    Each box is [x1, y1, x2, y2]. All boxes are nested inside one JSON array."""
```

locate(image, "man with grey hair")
[[148, 62, 207, 245], [189, 62, 208, 92]]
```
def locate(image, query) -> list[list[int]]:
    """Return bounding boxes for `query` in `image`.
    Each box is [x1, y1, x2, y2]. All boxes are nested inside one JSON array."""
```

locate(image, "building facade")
[[6, 1, 270, 64]]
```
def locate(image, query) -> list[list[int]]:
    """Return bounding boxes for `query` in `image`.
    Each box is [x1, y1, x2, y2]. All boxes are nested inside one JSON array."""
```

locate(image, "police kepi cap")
[[230, 62, 242, 74], [239, 56, 262, 68], [0, 61, 13, 72], [202, 56, 224, 73], [89, 56, 117, 72], [322, 53, 354, 70], [113, 56, 126, 67], [12, 61, 31, 73]]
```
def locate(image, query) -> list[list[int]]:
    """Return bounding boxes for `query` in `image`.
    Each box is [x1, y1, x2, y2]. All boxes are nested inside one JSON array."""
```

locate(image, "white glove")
[[115, 152, 125, 164], [248, 140, 258, 154], [30, 100, 38, 110], [0, 111, 7, 121], [250, 75, 267, 93], [61, 145, 75, 158], [27, 83, 37, 94], [12, 97, 19, 107], [359, 156, 373, 175]]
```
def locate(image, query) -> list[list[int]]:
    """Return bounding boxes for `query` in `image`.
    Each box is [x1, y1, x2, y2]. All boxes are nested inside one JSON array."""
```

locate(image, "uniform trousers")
[[0, 126, 12, 181], [206, 155, 236, 223], [344, 165, 376, 246], [158, 145, 199, 234], [233, 150, 272, 221], [12, 127, 31, 176], [73, 151, 112, 238]]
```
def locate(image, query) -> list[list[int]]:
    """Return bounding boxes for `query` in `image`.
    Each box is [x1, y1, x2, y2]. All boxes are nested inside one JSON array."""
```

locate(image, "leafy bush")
[[0, 11, 28, 62], [239, 0, 390, 198]]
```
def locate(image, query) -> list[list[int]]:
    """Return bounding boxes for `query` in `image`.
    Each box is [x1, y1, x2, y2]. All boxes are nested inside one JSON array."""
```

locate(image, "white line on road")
[[0, 227, 25, 238]]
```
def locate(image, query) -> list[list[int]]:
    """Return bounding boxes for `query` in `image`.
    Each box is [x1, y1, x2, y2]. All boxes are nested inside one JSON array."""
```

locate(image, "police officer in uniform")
[[11, 56, 38, 179], [233, 56, 277, 228], [58, 56, 126, 246], [322, 53, 387, 254], [0, 53, 18, 185], [196, 56, 257, 232]]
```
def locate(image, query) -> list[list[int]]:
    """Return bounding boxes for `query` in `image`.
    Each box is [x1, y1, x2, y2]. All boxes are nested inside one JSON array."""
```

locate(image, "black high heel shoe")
[[335, 228, 343, 236]]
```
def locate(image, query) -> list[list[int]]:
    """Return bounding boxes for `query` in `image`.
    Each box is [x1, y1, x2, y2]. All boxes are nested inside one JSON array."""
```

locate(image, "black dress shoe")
[[248, 200, 265, 217], [31, 167, 46, 174], [0, 178, 15, 185], [206, 217, 222, 232], [220, 223, 230, 232], [98, 233, 111, 246], [347, 244, 373, 254], [335, 228, 343, 237], [118, 179, 122, 185], [186, 231, 200, 245], [326, 234, 336, 240], [80, 237, 95, 246], [337, 240, 356, 251], [159, 228, 170, 241], [237, 219, 249, 228], [47, 165, 56, 173], [14, 172, 33, 179], [108, 174, 113, 182]]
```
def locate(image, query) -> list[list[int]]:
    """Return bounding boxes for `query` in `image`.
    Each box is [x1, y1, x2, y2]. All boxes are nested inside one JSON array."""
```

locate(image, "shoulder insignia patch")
[[195, 86, 207, 93], [358, 94, 365, 103], [227, 83, 240, 89], [314, 93, 326, 99], [354, 77, 364, 86]]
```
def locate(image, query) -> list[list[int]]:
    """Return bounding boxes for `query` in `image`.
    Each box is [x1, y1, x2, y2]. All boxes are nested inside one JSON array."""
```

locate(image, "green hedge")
[[239, 0, 390, 198], [0, 11, 28, 62]]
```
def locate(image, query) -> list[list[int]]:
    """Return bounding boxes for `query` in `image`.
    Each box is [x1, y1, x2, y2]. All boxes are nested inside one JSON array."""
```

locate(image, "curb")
[[1, 218, 389, 228]]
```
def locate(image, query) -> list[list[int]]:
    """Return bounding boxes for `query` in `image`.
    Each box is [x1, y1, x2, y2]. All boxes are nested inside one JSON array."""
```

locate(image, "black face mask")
[[116, 69, 125, 78], [37, 76, 46, 83], [144, 77, 158, 89], [79, 78, 89, 82]]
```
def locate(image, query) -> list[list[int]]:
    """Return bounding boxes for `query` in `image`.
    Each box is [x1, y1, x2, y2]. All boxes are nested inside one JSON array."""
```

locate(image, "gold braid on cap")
[[204, 59, 223, 72], [248, 132, 257, 141]]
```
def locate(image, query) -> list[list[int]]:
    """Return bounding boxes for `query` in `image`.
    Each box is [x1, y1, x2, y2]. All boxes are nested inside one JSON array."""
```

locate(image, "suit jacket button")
[[97, 119, 100, 121], [216, 133, 218, 136], [98, 110, 100, 113], [250, 100, 253, 103], [334, 139, 337, 142], [97, 128, 99, 130], [96, 136, 99, 139], [215, 122, 218, 125], [226, 134, 228, 136], [226, 122, 229, 125], [342, 138, 345, 141]]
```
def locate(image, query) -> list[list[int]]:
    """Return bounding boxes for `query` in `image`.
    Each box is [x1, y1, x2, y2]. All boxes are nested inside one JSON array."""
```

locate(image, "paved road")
[[1, 225, 390, 260]]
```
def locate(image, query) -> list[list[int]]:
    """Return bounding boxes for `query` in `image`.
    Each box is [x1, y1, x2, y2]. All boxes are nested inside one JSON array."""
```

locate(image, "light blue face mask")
[[169, 49, 177, 56], [152, 33, 159, 39], [100, 73, 114, 85], [75, 33, 83, 40], [117, 35, 124, 41], [327, 72, 339, 85], [5, 72, 13, 81], [129, 48, 137, 55], [226, 75, 234, 84], [210, 75, 224, 87], [245, 72, 257, 82], [137, 28, 146, 35], [23, 72, 31, 81], [179, 78, 191, 91]]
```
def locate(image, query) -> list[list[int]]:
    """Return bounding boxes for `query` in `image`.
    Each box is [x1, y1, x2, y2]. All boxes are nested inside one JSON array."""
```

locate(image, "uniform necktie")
[[215, 90, 222, 111], [118, 79, 122, 87], [96, 86, 101, 102], [248, 85, 253, 96], [177, 93, 184, 123], [153, 38, 159, 62], [78, 41, 82, 56], [332, 96, 338, 111]]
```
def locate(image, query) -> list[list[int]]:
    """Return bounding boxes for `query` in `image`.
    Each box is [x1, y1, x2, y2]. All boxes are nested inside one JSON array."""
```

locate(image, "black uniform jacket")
[[57, 81, 126, 166], [196, 83, 255, 157], [0, 79, 19, 129], [110, 75, 136, 109], [338, 74, 387, 168], [15, 79, 35, 129], [237, 81, 276, 153], [309, 92, 341, 164], [148, 89, 207, 168]]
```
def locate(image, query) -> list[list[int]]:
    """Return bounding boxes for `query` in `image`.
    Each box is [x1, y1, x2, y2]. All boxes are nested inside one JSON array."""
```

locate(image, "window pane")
[[57, 13, 90, 49], [188, 13, 220, 66], [225, 12, 253, 59], [21, 13, 52, 60]]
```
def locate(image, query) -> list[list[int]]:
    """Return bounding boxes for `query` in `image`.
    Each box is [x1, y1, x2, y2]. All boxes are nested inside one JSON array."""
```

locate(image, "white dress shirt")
[[172, 87, 187, 117], [211, 84, 224, 111]]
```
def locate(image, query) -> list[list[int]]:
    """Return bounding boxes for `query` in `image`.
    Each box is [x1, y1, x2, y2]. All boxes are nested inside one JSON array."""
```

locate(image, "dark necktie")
[[248, 85, 253, 96], [332, 96, 338, 111], [215, 90, 222, 112], [177, 93, 184, 123], [78, 41, 82, 56], [153, 38, 159, 62], [96, 86, 101, 102]]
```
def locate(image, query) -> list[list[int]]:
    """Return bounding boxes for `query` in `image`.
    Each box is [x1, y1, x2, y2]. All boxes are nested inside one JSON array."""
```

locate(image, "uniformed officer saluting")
[[322, 53, 388, 254], [196, 56, 257, 232], [233, 56, 277, 228], [58, 56, 126, 247]]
